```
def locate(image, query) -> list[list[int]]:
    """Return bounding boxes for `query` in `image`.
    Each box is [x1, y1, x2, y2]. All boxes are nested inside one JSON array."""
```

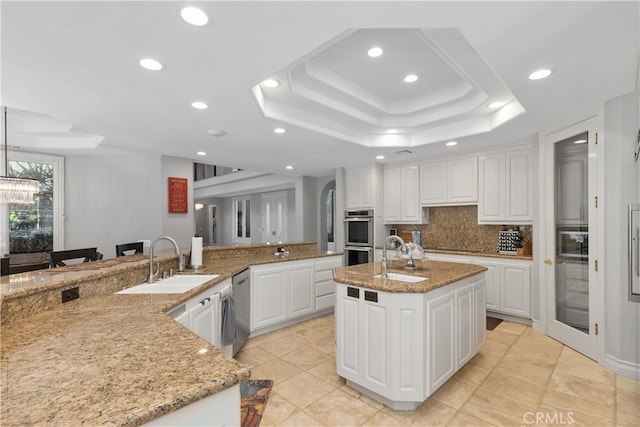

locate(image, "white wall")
[[295, 176, 318, 243], [603, 93, 640, 376], [65, 154, 163, 259]]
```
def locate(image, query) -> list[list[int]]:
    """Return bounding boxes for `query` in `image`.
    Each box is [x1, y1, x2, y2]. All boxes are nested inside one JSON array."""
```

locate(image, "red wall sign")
[[168, 177, 188, 214]]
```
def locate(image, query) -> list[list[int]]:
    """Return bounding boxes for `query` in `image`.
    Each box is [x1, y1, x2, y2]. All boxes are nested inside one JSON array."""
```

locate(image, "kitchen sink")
[[116, 274, 220, 294], [373, 273, 428, 283]]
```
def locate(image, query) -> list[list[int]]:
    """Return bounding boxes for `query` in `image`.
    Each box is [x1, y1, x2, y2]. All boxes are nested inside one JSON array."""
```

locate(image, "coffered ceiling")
[[1, 1, 638, 177]]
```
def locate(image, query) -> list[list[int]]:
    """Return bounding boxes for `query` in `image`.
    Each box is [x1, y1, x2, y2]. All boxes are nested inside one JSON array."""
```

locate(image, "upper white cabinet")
[[555, 149, 588, 225], [420, 157, 477, 206], [478, 148, 534, 224], [384, 164, 422, 223], [346, 165, 383, 210]]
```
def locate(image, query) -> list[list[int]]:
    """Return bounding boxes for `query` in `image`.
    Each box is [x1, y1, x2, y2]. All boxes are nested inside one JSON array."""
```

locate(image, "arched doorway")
[[319, 180, 336, 252]]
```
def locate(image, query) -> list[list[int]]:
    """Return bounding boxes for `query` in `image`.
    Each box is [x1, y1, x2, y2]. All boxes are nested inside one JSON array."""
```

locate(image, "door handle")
[[544, 258, 553, 265]]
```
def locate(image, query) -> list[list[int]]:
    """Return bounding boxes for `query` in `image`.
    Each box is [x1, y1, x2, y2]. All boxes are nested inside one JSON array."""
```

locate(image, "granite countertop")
[[0, 247, 340, 426], [424, 249, 533, 261], [333, 259, 486, 293]]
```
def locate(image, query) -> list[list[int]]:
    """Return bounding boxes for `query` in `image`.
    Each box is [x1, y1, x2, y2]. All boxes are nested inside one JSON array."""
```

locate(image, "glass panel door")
[[1, 152, 64, 257], [545, 118, 599, 360]]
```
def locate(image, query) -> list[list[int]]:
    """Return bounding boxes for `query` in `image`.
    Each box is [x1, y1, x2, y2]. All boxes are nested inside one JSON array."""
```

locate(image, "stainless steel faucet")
[[381, 235, 407, 279], [148, 236, 185, 283]]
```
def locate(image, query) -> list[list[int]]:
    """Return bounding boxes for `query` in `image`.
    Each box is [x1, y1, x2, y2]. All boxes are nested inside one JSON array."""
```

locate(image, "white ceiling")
[[1, 1, 638, 177]]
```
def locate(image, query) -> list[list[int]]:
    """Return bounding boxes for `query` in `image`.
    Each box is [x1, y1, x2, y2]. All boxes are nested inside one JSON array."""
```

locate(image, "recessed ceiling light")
[[191, 101, 208, 110], [488, 101, 505, 109], [207, 129, 226, 137], [376, 155, 385, 160], [445, 141, 458, 147], [262, 79, 280, 88], [404, 74, 418, 83], [386, 129, 398, 134], [574, 139, 587, 144], [368, 47, 383, 58], [273, 127, 286, 134], [196, 151, 207, 156], [180, 7, 208, 26], [529, 68, 553, 80], [285, 165, 294, 170], [139, 58, 163, 71]]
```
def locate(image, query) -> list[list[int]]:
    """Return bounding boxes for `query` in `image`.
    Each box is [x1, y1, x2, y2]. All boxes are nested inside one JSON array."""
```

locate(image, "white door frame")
[[538, 115, 604, 361]]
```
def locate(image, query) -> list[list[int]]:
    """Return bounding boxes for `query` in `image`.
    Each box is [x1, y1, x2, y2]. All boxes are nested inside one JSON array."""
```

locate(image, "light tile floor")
[[235, 314, 640, 426]]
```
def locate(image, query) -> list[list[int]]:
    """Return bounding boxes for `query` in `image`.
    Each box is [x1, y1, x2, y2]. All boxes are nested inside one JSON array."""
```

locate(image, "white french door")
[[261, 191, 288, 244], [542, 117, 600, 360]]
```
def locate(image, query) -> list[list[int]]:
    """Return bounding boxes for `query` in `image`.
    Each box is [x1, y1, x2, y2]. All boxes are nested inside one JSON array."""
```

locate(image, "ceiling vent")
[[393, 149, 413, 155]]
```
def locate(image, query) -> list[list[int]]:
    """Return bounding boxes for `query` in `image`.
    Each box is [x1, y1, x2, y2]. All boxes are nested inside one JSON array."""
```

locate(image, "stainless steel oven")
[[344, 209, 374, 247], [344, 246, 373, 266]]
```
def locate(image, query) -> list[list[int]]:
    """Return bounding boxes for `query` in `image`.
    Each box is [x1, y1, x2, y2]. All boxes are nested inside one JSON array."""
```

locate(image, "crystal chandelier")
[[1, 106, 39, 204]]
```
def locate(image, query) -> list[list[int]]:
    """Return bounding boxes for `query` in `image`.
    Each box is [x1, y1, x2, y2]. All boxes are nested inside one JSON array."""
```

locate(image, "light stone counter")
[[333, 259, 486, 293], [0, 243, 338, 426]]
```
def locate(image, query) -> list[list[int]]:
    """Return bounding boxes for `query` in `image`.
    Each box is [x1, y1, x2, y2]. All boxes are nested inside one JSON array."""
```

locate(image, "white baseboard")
[[486, 310, 532, 326], [603, 353, 640, 379]]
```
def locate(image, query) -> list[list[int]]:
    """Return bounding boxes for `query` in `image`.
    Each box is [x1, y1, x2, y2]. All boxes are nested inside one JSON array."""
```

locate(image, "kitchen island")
[[333, 259, 487, 410], [0, 242, 338, 426]]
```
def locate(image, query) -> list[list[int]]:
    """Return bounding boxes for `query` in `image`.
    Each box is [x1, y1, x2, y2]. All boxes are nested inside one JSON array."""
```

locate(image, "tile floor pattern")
[[235, 314, 640, 426]]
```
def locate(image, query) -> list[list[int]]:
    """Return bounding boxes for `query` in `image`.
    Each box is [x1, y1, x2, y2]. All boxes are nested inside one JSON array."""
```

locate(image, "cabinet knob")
[[544, 258, 553, 265]]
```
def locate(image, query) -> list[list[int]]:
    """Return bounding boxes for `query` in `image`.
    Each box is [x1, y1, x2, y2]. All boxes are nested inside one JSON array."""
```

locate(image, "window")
[[0, 151, 64, 255], [233, 197, 251, 244]]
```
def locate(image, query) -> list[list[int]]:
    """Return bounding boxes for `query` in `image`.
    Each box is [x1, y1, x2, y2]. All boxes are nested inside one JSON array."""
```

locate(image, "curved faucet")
[[381, 235, 407, 279], [148, 236, 185, 283]]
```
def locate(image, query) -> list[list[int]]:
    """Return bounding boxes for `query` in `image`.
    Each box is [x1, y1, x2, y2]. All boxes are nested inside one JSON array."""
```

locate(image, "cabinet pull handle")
[[200, 297, 211, 305], [364, 291, 378, 303], [347, 287, 359, 299], [634, 227, 639, 277]]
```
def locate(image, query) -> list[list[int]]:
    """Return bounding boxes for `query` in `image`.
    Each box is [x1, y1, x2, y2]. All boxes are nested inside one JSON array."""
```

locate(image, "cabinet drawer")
[[315, 269, 334, 282], [316, 294, 335, 310], [316, 280, 335, 297]]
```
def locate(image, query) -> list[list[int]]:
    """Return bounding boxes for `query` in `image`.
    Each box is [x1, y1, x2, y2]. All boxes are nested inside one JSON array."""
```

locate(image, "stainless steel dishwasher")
[[232, 268, 250, 356]]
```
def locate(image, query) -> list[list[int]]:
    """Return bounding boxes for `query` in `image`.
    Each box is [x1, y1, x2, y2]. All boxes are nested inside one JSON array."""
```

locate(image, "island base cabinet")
[[144, 384, 240, 426], [336, 274, 485, 410]]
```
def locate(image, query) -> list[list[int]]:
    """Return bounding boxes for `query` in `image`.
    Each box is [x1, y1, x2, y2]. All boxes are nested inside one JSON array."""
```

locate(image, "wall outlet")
[[61, 287, 79, 303]]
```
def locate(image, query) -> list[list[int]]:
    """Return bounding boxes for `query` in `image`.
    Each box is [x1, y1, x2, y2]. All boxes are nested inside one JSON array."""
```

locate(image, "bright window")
[[233, 197, 251, 244], [1, 151, 65, 255]]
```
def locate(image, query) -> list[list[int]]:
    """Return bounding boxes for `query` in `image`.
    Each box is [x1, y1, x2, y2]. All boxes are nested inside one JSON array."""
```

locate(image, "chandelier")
[[1, 106, 39, 204]]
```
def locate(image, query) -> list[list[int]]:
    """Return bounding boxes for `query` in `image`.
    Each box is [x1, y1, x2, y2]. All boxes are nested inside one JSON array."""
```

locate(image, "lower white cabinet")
[[427, 253, 531, 319], [167, 278, 233, 355], [251, 261, 313, 331], [315, 256, 342, 310], [336, 274, 485, 409]]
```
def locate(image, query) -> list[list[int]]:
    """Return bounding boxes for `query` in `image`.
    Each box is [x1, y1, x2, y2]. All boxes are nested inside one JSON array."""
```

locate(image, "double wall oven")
[[344, 209, 374, 266]]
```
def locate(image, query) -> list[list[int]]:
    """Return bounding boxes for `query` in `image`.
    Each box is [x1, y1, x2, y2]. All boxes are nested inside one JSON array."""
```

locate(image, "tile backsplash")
[[393, 205, 532, 254]]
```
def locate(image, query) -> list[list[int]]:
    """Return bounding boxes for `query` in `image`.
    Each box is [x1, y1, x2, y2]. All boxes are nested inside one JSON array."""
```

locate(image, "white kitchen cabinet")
[[426, 291, 456, 393], [288, 263, 315, 318], [384, 164, 422, 223], [336, 274, 485, 410], [167, 278, 232, 353], [250, 259, 317, 332], [426, 252, 532, 319], [251, 265, 288, 330], [189, 294, 216, 344], [314, 256, 342, 311], [555, 151, 588, 225], [420, 157, 477, 206], [346, 165, 382, 210], [478, 148, 533, 224]]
